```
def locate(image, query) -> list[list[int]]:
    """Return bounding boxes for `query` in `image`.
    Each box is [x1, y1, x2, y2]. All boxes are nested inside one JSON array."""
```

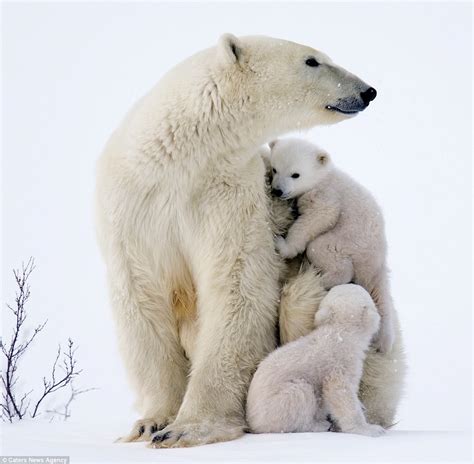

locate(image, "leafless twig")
[[1, 259, 90, 422], [31, 339, 82, 418], [0, 258, 45, 422], [46, 382, 97, 421]]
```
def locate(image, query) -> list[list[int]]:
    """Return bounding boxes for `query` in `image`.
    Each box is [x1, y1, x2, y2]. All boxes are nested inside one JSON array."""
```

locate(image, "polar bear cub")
[[246, 284, 385, 437], [269, 138, 395, 354]]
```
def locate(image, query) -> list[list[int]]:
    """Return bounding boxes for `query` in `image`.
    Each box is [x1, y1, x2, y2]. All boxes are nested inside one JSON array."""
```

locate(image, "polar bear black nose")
[[360, 87, 377, 106], [272, 189, 283, 197]]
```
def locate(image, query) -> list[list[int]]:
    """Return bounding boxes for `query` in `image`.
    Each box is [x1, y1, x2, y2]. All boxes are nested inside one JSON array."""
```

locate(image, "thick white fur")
[[271, 138, 395, 354], [247, 284, 385, 437], [96, 33, 374, 448]]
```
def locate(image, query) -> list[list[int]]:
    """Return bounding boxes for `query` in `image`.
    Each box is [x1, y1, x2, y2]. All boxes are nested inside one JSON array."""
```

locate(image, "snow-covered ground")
[[1, 420, 471, 464]]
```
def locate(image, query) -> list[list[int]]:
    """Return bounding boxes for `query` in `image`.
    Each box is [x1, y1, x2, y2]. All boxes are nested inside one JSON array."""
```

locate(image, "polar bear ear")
[[257, 145, 272, 171], [218, 33, 242, 65], [268, 140, 278, 150], [316, 151, 330, 166]]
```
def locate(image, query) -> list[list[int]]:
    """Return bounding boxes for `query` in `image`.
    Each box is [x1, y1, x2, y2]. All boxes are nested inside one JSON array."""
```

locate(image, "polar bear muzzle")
[[326, 86, 377, 115]]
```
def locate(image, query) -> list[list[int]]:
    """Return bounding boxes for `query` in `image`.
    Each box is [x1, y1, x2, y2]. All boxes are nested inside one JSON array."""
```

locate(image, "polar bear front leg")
[[115, 308, 188, 442], [150, 250, 279, 447], [107, 253, 189, 443], [115, 301, 189, 442]]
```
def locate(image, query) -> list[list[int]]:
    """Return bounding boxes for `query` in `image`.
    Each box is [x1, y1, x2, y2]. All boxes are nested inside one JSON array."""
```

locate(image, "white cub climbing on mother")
[[96, 33, 377, 448], [269, 138, 395, 354]]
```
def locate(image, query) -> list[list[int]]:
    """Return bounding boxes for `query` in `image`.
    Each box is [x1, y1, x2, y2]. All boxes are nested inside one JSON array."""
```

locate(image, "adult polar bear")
[[96, 34, 402, 448]]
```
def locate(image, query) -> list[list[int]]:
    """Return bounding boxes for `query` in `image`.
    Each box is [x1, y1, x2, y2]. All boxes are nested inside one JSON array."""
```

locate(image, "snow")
[[1, 420, 471, 464]]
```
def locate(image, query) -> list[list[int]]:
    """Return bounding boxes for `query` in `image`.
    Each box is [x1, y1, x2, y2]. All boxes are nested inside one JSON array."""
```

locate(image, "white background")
[[2, 0, 472, 445]]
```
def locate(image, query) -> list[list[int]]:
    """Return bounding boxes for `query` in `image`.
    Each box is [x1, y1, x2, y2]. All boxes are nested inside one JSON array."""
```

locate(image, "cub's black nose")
[[360, 87, 377, 106], [272, 188, 283, 197]]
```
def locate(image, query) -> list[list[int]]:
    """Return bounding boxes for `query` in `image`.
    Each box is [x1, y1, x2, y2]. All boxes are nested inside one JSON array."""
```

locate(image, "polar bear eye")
[[305, 57, 319, 67], [291, 173, 300, 179], [272, 168, 277, 174]]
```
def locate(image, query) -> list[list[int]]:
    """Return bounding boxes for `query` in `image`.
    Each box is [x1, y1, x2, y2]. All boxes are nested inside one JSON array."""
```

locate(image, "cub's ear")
[[316, 151, 330, 166], [217, 33, 242, 65], [268, 140, 278, 150]]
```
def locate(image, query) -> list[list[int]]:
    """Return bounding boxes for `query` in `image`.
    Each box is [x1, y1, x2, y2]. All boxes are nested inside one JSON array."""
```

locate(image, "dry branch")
[[1, 259, 90, 422]]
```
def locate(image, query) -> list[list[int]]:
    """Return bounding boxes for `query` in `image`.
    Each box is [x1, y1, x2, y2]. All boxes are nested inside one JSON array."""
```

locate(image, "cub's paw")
[[310, 420, 331, 432], [348, 423, 386, 437], [116, 418, 168, 443], [275, 236, 296, 259], [149, 420, 244, 448]]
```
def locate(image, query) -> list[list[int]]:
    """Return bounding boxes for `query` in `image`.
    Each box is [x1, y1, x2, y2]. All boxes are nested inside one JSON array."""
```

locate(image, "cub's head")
[[215, 34, 377, 135], [268, 138, 331, 199], [314, 284, 380, 336]]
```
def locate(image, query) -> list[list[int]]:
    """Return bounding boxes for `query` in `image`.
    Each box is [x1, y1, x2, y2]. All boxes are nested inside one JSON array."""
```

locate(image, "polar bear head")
[[213, 34, 376, 138], [268, 138, 332, 199], [314, 284, 380, 336]]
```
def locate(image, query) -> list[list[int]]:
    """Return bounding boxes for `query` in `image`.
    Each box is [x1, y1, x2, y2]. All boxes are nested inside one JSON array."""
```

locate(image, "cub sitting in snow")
[[247, 284, 385, 436], [269, 138, 395, 353]]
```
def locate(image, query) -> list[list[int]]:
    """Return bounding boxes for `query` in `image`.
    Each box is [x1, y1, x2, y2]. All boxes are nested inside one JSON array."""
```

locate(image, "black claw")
[[150, 424, 158, 434], [161, 431, 171, 441], [138, 425, 145, 436], [152, 431, 171, 443]]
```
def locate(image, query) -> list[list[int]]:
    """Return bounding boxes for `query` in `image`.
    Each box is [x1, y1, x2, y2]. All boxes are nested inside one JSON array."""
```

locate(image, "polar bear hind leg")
[[279, 262, 327, 345], [359, 314, 406, 428]]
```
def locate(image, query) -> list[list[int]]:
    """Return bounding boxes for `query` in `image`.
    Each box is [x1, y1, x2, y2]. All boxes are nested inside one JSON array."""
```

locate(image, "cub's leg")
[[323, 375, 385, 437], [361, 267, 396, 354], [108, 251, 189, 442], [306, 235, 353, 289]]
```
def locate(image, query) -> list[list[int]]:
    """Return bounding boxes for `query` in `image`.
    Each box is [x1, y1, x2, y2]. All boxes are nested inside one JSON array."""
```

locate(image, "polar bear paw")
[[275, 236, 298, 259], [347, 423, 386, 437], [148, 420, 244, 448], [116, 417, 169, 443]]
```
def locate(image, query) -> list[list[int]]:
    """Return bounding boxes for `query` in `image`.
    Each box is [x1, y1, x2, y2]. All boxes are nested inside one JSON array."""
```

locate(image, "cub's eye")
[[305, 57, 319, 67], [272, 168, 277, 174], [291, 173, 300, 179]]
